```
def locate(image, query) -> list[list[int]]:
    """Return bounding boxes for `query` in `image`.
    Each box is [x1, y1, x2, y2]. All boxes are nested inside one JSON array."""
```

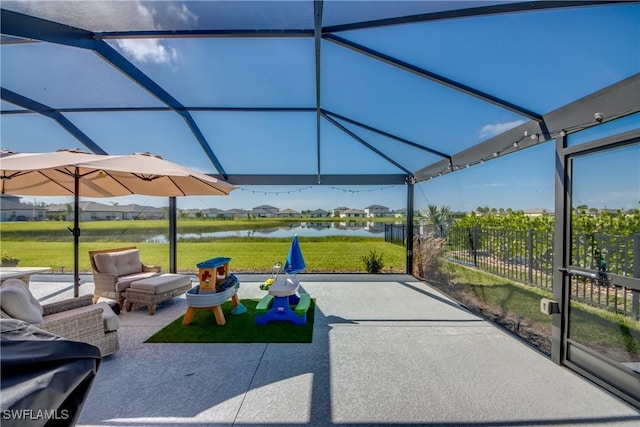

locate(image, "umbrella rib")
[[167, 176, 187, 196], [4, 169, 75, 194], [99, 170, 137, 194], [134, 173, 160, 182]]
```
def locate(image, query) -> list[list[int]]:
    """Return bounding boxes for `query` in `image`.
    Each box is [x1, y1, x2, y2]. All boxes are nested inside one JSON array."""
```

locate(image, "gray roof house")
[[222, 209, 249, 219], [0, 195, 48, 221], [332, 207, 350, 216], [48, 202, 165, 221], [309, 209, 329, 218], [277, 208, 301, 218], [364, 205, 393, 218], [339, 208, 366, 218], [251, 207, 276, 218], [394, 208, 407, 218], [202, 208, 224, 218]]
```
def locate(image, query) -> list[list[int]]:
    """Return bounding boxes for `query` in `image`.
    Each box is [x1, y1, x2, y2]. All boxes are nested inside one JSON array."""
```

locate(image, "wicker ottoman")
[[125, 274, 192, 315]]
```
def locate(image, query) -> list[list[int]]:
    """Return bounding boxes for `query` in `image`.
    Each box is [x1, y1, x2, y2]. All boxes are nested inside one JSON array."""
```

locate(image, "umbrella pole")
[[73, 170, 80, 297]]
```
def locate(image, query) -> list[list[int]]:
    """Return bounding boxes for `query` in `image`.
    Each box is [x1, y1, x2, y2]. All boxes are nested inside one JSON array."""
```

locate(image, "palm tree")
[[423, 204, 452, 237]]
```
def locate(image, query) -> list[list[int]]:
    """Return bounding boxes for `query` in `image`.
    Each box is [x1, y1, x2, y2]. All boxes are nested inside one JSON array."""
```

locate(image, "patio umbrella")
[[0, 150, 236, 295], [73, 152, 235, 197], [284, 234, 306, 274]]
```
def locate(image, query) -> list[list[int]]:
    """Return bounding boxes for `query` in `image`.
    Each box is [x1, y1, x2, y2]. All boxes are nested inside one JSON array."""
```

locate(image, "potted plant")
[[1, 252, 19, 267]]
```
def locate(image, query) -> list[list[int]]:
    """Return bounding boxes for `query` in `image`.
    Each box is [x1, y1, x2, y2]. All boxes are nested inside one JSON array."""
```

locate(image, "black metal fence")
[[443, 226, 639, 319], [569, 232, 640, 319], [446, 227, 554, 290], [384, 224, 406, 246]]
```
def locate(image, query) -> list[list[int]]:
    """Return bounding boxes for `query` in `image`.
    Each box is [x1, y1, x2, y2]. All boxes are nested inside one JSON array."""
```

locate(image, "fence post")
[[469, 226, 479, 267], [632, 234, 640, 320], [528, 229, 534, 285]]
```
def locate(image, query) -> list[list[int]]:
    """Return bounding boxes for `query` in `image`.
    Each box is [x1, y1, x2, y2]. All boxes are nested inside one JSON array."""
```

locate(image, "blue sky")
[[1, 1, 638, 213]]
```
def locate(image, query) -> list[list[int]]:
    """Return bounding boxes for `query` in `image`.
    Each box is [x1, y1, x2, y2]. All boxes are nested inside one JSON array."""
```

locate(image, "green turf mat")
[[145, 298, 314, 343]]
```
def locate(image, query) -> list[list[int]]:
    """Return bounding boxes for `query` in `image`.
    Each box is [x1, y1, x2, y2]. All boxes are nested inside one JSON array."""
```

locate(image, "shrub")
[[413, 235, 445, 278], [1, 251, 19, 266], [362, 250, 384, 273]]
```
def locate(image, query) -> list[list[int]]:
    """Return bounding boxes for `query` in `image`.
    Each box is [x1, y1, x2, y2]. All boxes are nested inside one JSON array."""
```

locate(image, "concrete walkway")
[[27, 274, 640, 426]]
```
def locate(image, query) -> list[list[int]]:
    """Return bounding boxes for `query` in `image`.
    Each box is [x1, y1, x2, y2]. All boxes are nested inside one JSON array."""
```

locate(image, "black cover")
[[1, 319, 101, 427]]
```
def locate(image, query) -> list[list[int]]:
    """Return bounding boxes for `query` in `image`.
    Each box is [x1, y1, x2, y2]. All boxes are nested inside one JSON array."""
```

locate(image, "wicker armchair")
[[89, 247, 161, 308], [39, 295, 119, 356], [0, 281, 119, 357]]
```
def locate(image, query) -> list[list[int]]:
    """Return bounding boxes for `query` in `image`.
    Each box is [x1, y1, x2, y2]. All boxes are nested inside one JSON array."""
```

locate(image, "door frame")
[[553, 128, 640, 407]]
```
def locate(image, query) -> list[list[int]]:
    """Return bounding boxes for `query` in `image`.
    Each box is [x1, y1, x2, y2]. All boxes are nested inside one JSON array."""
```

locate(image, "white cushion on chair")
[[0, 279, 44, 324], [115, 271, 162, 291], [93, 249, 142, 276], [130, 274, 191, 294]]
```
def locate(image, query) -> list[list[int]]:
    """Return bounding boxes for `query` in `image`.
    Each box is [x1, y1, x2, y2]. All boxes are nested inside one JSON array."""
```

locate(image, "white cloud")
[[113, 1, 198, 66], [116, 39, 177, 65], [479, 120, 526, 139], [168, 4, 199, 24]]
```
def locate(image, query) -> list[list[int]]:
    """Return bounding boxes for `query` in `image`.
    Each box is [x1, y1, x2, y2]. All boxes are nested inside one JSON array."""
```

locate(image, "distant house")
[[251, 205, 279, 218], [277, 208, 301, 218], [393, 208, 407, 218], [121, 204, 165, 220], [309, 209, 329, 218], [251, 208, 275, 218], [221, 209, 248, 219], [202, 208, 223, 218], [180, 208, 199, 219], [332, 207, 350, 217], [364, 204, 393, 218], [48, 202, 165, 221], [523, 209, 553, 217], [339, 208, 365, 218], [0, 195, 48, 221]]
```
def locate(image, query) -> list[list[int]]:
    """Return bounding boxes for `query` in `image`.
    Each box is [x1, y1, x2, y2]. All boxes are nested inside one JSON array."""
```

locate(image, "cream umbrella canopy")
[[73, 152, 235, 197], [1, 150, 236, 295], [0, 149, 121, 197]]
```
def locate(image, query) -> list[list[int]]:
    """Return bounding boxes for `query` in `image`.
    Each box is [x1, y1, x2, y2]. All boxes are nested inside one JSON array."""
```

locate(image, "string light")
[[237, 185, 400, 197], [328, 185, 398, 194], [237, 186, 313, 196], [419, 108, 639, 181]]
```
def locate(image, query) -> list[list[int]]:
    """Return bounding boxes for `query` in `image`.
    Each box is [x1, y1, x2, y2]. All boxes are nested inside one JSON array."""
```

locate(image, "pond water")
[[144, 222, 390, 243]]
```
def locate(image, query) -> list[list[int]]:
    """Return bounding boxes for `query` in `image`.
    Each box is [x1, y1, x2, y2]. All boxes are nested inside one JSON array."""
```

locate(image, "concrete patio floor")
[[27, 273, 640, 427]]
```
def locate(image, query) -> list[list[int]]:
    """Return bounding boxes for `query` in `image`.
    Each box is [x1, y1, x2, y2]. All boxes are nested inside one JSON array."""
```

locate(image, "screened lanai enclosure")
[[1, 0, 639, 407]]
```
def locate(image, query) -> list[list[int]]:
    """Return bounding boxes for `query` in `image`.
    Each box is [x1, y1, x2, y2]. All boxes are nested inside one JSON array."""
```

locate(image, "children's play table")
[[255, 277, 310, 326]]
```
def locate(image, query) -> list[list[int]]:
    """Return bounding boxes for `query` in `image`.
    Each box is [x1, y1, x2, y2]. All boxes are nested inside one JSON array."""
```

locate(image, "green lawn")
[[0, 219, 406, 273], [434, 260, 640, 360]]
